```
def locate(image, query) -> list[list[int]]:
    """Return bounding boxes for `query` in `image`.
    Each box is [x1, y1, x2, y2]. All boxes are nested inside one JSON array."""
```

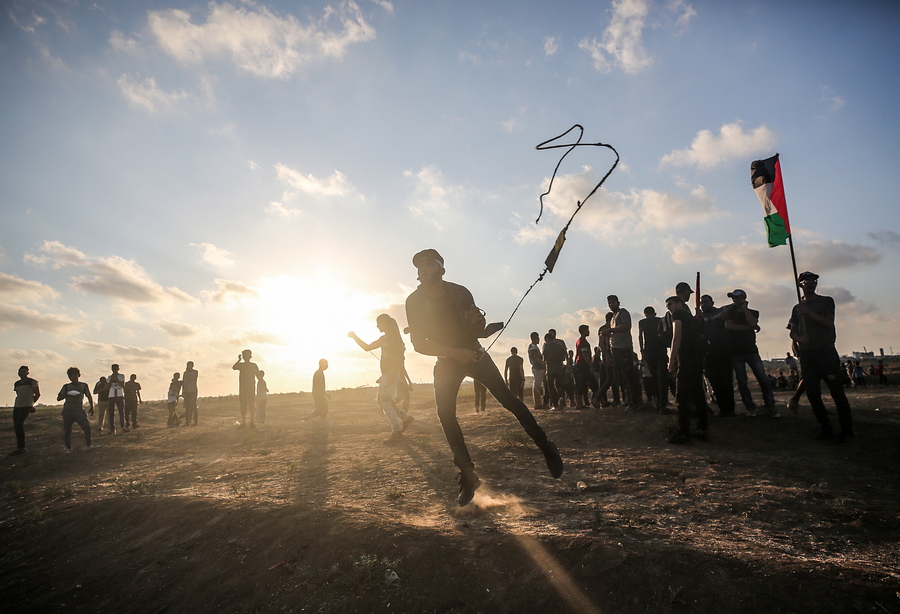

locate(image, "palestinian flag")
[[750, 154, 791, 247]]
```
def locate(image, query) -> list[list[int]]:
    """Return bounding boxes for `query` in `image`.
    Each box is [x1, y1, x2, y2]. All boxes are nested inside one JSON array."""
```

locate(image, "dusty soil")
[[1, 381, 898, 614]]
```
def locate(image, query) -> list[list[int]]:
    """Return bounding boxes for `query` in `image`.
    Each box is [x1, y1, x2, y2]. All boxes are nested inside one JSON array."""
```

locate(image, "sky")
[[1, 0, 899, 401]]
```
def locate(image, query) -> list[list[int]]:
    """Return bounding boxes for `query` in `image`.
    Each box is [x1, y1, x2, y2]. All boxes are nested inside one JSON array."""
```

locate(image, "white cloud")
[[660, 121, 777, 169], [152, 319, 202, 338], [501, 106, 526, 132], [0, 272, 58, 303], [0, 348, 66, 369], [226, 327, 284, 346], [669, 0, 697, 33], [692, 240, 882, 284], [0, 303, 84, 334], [578, 0, 653, 75], [868, 230, 900, 249], [117, 75, 188, 113], [202, 278, 259, 303], [544, 36, 558, 56], [109, 30, 142, 55], [146, 1, 376, 79], [25, 241, 196, 305], [268, 163, 361, 216], [514, 166, 716, 243], [404, 165, 466, 228], [369, 0, 394, 13], [67, 340, 176, 362], [819, 85, 845, 113], [191, 242, 236, 267]]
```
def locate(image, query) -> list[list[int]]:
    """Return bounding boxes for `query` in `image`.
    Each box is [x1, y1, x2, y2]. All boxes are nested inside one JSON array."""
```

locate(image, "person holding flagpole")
[[787, 272, 854, 444]]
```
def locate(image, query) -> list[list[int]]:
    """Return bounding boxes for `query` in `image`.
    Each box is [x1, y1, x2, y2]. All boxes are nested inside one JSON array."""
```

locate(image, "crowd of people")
[[7, 249, 887, 506]]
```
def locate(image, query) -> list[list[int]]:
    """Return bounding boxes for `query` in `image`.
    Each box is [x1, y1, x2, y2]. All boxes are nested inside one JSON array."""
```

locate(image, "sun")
[[252, 272, 390, 386]]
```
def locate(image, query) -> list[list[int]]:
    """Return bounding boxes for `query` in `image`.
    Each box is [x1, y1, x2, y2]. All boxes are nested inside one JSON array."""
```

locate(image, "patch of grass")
[[28, 505, 47, 521], [285, 462, 299, 479], [385, 488, 405, 502], [807, 482, 829, 497], [228, 482, 248, 498], [293, 563, 341, 587], [497, 428, 531, 448], [116, 479, 158, 496], [829, 497, 858, 519], [349, 554, 400, 591], [42, 482, 74, 501], [3, 481, 31, 497]]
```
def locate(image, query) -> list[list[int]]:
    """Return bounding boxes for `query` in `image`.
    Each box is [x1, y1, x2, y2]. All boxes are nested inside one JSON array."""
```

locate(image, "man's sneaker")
[[667, 433, 692, 445], [9, 448, 25, 456], [763, 406, 780, 418], [132, 423, 140, 428], [401, 415, 415, 432], [690, 429, 709, 441], [87, 444, 100, 450], [456, 470, 481, 506], [383, 432, 404, 445], [541, 441, 564, 478], [65, 448, 73, 454], [787, 399, 800, 414], [814, 428, 834, 441], [123, 427, 130, 433], [836, 432, 854, 445], [745, 408, 757, 417]]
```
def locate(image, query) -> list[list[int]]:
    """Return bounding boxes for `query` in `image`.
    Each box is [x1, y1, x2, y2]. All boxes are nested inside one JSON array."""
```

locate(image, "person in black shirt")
[[405, 249, 563, 506], [11, 365, 40, 455], [666, 295, 708, 444], [699, 295, 735, 417], [639, 306, 669, 414], [787, 271, 853, 444]]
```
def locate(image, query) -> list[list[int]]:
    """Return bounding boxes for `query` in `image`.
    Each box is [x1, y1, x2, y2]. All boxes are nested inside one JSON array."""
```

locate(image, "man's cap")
[[607, 294, 618, 302], [675, 281, 693, 294], [798, 271, 819, 282], [727, 289, 747, 298], [412, 249, 444, 268]]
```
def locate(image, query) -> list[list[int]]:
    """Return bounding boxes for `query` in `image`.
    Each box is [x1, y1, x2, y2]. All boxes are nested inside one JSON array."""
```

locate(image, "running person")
[[405, 249, 563, 506], [349, 314, 414, 444]]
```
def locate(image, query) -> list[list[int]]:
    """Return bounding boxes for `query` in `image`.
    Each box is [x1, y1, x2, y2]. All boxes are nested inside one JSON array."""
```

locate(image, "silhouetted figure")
[[57, 367, 95, 452], [232, 349, 260, 428], [852, 361, 867, 389], [182, 361, 199, 426], [107, 364, 127, 434], [405, 249, 562, 506], [473, 379, 487, 414], [124, 374, 142, 428], [256, 370, 269, 424], [167, 373, 182, 427], [787, 271, 854, 444], [94, 376, 108, 433], [309, 359, 329, 419], [724, 290, 777, 417], [11, 365, 40, 455], [542, 330, 566, 409], [504, 347, 526, 401], [350, 314, 415, 443], [527, 332, 547, 410], [666, 295, 708, 444], [605, 295, 642, 411], [699, 295, 735, 417], [639, 306, 670, 414], [573, 325, 596, 409], [876, 360, 887, 385], [785, 352, 799, 378]]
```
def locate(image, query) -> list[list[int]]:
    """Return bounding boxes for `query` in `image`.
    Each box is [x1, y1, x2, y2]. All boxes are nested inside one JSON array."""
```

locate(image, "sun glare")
[[253, 273, 389, 387]]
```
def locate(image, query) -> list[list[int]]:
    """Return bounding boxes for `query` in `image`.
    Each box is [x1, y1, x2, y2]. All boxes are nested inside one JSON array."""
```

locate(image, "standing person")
[[405, 249, 563, 506], [639, 306, 670, 414], [542, 330, 567, 410], [182, 361, 199, 426], [94, 376, 108, 433], [504, 348, 526, 401], [875, 360, 888, 385], [473, 379, 487, 414], [573, 325, 595, 409], [788, 271, 854, 444], [699, 295, 736, 417], [124, 374, 142, 428], [256, 370, 269, 424], [349, 314, 414, 443], [166, 373, 182, 427], [527, 332, 547, 410], [605, 295, 641, 411], [666, 295, 709, 444], [308, 359, 329, 420], [10, 366, 40, 455], [723, 289, 777, 417], [107, 364, 127, 434], [232, 350, 259, 428], [57, 367, 95, 452], [785, 352, 799, 379]]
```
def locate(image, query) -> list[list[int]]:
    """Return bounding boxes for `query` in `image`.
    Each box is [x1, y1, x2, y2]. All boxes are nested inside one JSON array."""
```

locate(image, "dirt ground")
[[1, 380, 898, 614]]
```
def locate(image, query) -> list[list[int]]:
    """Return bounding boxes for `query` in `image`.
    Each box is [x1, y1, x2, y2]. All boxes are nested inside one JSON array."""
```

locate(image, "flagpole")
[[787, 235, 801, 304]]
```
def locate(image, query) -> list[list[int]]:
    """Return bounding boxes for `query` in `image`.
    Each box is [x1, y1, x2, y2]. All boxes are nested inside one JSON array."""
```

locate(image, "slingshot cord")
[[486, 125, 619, 352]]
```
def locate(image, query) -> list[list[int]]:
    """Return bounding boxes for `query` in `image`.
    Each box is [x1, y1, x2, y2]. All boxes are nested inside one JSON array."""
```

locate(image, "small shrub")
[[42, 482, 74, 500], [3, 481, 31, 497], [349, 554, 400, 591], [497, 428, 531, 448]]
